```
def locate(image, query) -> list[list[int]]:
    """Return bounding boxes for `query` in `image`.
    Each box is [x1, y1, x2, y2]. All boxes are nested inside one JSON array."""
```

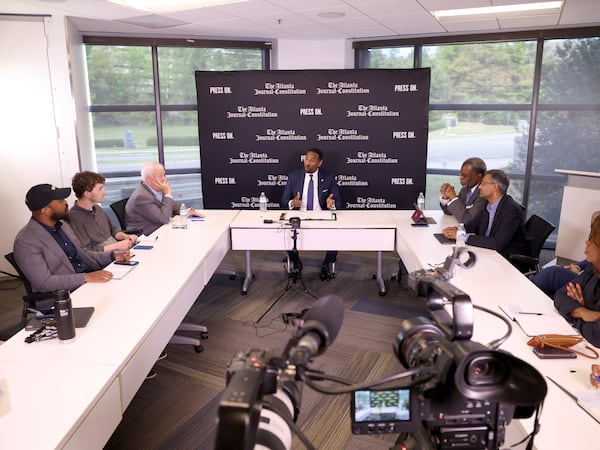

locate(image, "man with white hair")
[[125, 162, 203, 235]]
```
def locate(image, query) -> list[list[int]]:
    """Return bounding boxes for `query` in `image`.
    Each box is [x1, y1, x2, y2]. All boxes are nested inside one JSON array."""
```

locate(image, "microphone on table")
[[288, 295, 344, 366]]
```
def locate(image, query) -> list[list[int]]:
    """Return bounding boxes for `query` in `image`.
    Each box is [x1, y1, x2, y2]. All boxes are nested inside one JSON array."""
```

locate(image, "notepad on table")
[[108, 262, 138, 280], [499, 303, 579, 336]]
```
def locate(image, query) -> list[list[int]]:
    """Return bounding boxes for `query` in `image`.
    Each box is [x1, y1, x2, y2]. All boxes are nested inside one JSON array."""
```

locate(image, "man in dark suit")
[[13, 184, 125, 293], [281, 147, 341, 280], [442, 169, 526, 259], [439, 157, 487, 228], [125, 162, 203, 235]]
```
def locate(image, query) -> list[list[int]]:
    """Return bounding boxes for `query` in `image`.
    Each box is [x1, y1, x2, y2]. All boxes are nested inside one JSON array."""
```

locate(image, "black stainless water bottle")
[[54, 289, 76, 343]]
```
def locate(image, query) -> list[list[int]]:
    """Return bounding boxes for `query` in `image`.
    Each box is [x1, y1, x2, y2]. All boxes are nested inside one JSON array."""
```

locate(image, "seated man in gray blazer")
[[439, 157, 487, 228], [13, 184, 127, 293], [125, 162, 203, 236]]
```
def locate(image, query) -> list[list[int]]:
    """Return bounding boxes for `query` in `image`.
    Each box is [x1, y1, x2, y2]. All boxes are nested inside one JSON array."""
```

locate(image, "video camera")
[[350, 270, 547, 450], [214, 295, 344, 450]]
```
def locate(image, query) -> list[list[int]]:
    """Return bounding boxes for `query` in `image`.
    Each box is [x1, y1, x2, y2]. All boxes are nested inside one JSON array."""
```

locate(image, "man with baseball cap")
[[13, 183, 128, 293]]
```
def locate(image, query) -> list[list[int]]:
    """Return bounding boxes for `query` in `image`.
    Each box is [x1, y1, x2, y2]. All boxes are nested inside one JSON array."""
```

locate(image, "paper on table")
[[107, 262, 137, 280], [578, 392, 600, 409], [137, 234, 158, 243], [499, 303, 579, 336]]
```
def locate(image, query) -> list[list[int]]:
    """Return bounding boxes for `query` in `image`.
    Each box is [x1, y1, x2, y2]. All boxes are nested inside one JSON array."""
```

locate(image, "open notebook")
[[499, 303, 578, 336]]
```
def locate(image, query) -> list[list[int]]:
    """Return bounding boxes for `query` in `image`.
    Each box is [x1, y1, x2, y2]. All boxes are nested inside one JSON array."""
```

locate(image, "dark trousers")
[[286, 250, 337, 267]]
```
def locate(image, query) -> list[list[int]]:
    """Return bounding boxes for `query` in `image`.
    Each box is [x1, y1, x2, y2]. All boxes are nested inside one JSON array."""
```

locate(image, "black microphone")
[[290, 295, 344, 365]]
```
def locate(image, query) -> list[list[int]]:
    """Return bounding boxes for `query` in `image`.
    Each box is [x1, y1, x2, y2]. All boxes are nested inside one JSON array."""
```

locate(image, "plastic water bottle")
[[259, 192, 268, 212], [456, 223, 466, 247], [178, 203, 188, 229], [417, 192, 425, 211]]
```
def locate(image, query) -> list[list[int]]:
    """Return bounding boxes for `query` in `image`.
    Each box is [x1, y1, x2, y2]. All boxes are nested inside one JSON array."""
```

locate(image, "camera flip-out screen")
[[351, 388, 417, 434]]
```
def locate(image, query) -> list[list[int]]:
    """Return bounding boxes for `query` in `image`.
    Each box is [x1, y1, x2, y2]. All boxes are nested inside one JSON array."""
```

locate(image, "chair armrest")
[[508, 254, 539, 266], [23, 293, 55, 313]]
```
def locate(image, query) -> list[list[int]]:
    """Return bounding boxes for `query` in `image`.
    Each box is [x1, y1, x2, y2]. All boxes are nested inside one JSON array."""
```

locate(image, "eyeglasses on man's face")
[[480, 180, 496, 186]]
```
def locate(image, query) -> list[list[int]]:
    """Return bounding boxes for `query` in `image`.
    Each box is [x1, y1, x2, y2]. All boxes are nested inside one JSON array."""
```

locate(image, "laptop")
[[25, 306, 95, 331], [411, 203, 437, 225]]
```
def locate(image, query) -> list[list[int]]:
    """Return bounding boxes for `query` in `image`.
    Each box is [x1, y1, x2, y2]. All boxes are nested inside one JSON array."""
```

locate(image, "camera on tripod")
[[214, 295, 344, 450], [215, 348, 302, 450], [350, 271, 547, 450]]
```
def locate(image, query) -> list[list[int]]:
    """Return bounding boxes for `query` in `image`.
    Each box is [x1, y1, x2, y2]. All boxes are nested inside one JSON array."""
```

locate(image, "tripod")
[[255, 226, 316, 324]]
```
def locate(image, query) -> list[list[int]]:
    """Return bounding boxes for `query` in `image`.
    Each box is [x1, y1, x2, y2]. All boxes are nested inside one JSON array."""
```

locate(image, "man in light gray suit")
[[13, 184, 126, 293], [439, 157, 488, 228], [125, 162, 203, 236]]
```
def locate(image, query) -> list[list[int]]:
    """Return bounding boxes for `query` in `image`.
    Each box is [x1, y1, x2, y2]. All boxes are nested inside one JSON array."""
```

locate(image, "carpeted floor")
[[351, 298, 429, 320]]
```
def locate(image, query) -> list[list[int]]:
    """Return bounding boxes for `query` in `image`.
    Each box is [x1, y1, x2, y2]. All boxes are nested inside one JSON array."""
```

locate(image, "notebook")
[[25, 307, 95, 331], [108, 261, 138, 279], [499, 303, 579, 336]]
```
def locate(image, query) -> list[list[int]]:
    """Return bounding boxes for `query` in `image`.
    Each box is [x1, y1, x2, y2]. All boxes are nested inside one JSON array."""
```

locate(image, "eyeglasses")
[[480, 180, 496, 186]]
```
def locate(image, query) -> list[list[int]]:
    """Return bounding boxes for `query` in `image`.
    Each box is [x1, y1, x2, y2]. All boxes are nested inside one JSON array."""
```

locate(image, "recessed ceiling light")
[[433, 1, 562, 19], [318, 11, 346, 19], [109, 0, 250, 14]]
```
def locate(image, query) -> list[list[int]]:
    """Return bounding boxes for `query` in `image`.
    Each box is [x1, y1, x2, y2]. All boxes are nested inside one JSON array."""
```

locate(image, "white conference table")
[[229, 209, 397, 295], [0, 210, 238, 449], [392, 210, 600, 449], [2, 208, 599, 449]]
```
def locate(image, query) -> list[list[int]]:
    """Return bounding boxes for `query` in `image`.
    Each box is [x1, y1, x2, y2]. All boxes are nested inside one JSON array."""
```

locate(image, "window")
[[83, 38, 269, 208], [354, 29, 600, 244]]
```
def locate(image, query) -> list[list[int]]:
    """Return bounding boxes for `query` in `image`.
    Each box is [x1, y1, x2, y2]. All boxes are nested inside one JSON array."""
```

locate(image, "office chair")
[[509, 214, 555, 276], [4, 252, 55, 328], [109, 198, 142, 236]]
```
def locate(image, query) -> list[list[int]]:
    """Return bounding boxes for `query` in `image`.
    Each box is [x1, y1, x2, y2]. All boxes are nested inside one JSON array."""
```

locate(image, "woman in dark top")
[[554, 215, 600, 347]]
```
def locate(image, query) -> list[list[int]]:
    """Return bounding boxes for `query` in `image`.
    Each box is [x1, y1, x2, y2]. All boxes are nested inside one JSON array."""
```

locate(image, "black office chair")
[[4, 252, 55, 328], [509, 214, 555, 276], [109, 198, 142, 236]]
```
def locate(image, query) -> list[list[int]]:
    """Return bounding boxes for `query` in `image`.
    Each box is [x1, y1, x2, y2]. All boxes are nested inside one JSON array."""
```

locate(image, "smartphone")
[[114, 260, 139, 266], [533, 346, 576, 359]]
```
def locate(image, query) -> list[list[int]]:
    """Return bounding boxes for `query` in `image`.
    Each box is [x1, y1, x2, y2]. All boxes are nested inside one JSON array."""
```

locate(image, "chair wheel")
[[372, 274, 376, 280], [201, 332, 209, 340], [195, 344, 204, 353], [229, 274, 236, 280], [379, 291, 386, 297]]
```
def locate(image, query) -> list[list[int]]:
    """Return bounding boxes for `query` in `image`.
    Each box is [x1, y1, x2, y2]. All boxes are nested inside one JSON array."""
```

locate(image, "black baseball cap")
[[25, 184, 71, 211]]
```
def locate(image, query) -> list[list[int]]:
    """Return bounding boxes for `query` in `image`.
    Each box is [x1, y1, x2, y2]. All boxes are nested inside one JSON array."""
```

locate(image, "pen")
[[518, 312, 544, 315]]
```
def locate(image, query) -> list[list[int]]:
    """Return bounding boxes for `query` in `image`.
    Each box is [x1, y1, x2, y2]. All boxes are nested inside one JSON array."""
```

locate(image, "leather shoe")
[[320, 264, 331, 281]]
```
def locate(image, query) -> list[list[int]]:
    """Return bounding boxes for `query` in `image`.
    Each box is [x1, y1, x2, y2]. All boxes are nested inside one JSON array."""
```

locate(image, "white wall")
[[0, 15, 79, 274]]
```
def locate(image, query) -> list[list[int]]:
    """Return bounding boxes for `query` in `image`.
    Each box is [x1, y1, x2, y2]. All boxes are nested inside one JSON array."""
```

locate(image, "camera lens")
[[256, 380, 300, 450], [395, 317, 444, 369]]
